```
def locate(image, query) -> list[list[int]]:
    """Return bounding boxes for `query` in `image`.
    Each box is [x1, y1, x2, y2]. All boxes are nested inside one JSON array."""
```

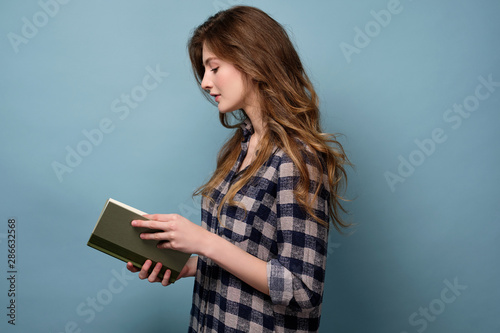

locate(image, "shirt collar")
[[240, 118, 254, 140]]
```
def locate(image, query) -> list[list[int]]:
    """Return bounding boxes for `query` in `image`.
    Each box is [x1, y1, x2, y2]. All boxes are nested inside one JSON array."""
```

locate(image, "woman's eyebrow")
[[203, 57, 218, 66]]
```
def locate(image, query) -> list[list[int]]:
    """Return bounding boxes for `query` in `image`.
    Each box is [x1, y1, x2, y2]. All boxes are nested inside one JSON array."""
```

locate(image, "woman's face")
[[201, 44, 253, 114]]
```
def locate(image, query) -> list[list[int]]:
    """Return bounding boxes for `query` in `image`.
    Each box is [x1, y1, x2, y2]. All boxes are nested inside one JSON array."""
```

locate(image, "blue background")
[[1, 0, 499, 332]]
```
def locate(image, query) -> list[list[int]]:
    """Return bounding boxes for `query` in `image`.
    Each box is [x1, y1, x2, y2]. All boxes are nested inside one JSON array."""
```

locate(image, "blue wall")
[[1, 0, 499, 332]]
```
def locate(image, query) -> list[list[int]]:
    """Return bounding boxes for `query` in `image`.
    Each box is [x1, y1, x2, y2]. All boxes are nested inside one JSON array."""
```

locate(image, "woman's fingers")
[[129, 260, 163, 284], [148, 262, 163, 283], [138, 259, 153, 280], [143, 214, 179, 222], [161, 269, 172, 286], [139, 231, 170, 241], [126, 262, 139, 273], [127, 258, 196, 286], [131, 219, 166, 231]]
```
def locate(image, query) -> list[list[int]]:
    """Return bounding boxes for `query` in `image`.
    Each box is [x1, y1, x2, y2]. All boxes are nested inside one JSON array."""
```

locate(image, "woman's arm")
[[203, 232, 270, 295], [131, 214, 270, 295], [266, 154, 329, 310]]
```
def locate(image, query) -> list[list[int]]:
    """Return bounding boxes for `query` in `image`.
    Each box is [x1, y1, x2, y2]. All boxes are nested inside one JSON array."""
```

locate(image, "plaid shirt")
[[189, 120, 330, 333]]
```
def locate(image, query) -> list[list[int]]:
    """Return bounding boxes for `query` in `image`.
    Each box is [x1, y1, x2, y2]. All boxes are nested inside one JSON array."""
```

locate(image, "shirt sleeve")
[[266, 154, 329, 311]]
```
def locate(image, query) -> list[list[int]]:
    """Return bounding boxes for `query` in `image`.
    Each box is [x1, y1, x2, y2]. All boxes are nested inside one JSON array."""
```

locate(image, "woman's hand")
[[131, 214, 213, 255], [126, 256, 198, 286], [131, 213, 269, 295]]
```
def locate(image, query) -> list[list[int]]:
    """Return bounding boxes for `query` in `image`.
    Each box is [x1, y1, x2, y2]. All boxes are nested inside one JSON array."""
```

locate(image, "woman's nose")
[[201, 72, 212, 91]]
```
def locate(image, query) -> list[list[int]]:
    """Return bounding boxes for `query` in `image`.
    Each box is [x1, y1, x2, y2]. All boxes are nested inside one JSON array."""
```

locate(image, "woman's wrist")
[[187, 256, 199, 277], [199, 231, 218, 259]]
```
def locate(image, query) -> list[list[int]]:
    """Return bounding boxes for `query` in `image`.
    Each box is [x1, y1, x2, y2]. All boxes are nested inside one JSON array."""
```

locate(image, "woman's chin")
[[218, 106, 237, 114]]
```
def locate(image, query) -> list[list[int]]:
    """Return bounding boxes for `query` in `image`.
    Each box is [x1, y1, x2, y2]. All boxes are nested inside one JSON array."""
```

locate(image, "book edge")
[[108, 198, 147, 216], [87, 237, 180, 284], [90, 198, 148, 234]]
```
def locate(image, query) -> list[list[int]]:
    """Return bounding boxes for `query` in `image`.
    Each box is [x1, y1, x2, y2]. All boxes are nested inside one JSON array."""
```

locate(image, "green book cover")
[[87, 198, 191, 284]]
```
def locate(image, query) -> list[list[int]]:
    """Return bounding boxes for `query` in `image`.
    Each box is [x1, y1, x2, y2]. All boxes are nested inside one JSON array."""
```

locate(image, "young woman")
[[127, 5, 350, 332]]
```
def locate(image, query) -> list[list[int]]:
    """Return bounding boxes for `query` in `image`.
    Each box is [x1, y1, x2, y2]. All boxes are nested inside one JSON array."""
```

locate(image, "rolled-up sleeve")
[[267, 155, 329, 311]]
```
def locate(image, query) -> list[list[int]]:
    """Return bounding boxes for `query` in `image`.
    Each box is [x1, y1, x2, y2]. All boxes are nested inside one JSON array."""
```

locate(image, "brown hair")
[[188, 6, 350, 231]]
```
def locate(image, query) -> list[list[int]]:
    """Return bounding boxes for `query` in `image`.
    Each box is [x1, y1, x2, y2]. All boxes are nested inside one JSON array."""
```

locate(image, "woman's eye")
[[211, 67, 219, 73]]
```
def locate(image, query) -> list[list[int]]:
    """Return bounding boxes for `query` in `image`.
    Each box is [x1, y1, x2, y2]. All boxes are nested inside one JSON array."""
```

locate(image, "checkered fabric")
[[189, 119, 330, 333]]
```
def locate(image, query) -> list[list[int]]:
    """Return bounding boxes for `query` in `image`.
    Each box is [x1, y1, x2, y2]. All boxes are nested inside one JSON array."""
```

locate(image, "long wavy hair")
[[188, 6, 350, 231]]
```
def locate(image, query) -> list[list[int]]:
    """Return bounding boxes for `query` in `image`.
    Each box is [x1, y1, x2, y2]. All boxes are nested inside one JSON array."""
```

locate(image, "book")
[[87, 198, 191, 283]]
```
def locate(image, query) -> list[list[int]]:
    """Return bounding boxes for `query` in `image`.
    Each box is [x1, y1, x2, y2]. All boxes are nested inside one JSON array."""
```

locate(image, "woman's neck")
[[244, 105, 265, 141]]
